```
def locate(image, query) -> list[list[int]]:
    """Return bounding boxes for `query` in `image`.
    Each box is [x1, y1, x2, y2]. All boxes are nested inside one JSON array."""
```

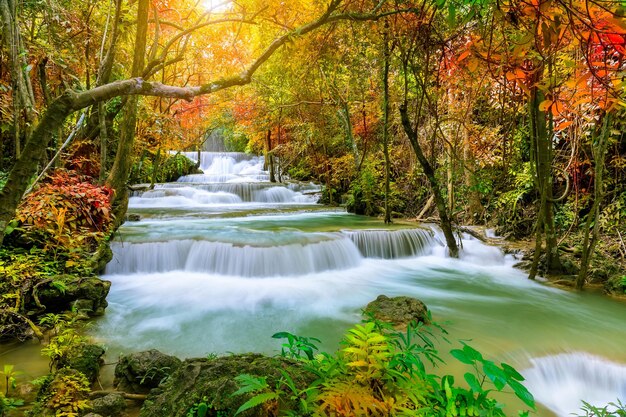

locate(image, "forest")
[[0, 0, 625, 415]]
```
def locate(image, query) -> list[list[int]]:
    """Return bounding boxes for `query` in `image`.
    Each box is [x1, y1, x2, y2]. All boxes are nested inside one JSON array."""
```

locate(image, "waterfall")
[[107, 237, 363, 277], [523, 352, 626, 416], [342, 228, 436, 259]]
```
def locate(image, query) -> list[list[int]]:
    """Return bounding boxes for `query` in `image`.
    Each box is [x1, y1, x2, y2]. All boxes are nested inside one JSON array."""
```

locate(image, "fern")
[[342, 322, 391, 382], [317, 381, 392, 417], [234, 392, 280, 416], [232, 374, 270, 396]]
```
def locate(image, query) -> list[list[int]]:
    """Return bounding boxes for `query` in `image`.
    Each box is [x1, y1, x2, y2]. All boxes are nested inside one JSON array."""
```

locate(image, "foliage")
[[41, 369, 91, 417], [232, 319, 535, 416], [576, 400, 626, 417], [40, 313, 90, 372], [186, 396, 211, 417], [0, 365, 22, 397], [0, 393, 24, 417], [15, 170, 113, 257], [129, 152, 198, 185], [271, 332, 321, 361]]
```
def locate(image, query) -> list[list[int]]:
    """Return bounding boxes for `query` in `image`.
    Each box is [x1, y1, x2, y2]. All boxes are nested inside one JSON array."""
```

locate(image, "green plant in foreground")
[[577, 400, 626, 417], [0, 393, 24, 417], [232, 319, 536, 417], [272, 331, 321, 360], [0, 365, 22, 397]]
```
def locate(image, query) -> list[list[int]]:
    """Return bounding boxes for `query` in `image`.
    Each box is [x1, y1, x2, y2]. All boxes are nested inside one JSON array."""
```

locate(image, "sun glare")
[[202, 0, 231, 12]]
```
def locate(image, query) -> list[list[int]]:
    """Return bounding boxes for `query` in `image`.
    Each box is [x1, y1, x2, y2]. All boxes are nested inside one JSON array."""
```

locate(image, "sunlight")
[[202, 0, 231, 12]]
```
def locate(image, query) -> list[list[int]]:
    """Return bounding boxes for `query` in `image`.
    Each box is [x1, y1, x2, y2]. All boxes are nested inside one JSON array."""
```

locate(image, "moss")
[[139, 353, 315, 417], [57, 343, 105, 383]]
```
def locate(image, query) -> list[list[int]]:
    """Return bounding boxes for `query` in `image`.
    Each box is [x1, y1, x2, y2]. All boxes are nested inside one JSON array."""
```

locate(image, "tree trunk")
[[400, 103, 459, 258], [1, 0, 37, 157], [382, 22, 392, 224], [105, 0, 150, 224], [528, 75, 562, 278], [266, 129, 276, 183], [577, 114, 611, 289]]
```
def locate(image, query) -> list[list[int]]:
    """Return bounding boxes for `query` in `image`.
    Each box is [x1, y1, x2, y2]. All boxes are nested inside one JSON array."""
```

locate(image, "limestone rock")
[[114, 350, 182, 394], [139, 353, 315, 417], [364, 295, 429, 327], [92, 393, 127, 417]]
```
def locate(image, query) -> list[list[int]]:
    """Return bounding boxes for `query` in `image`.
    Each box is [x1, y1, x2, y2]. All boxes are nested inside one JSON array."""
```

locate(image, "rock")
[[57, 343, 105, 383], [83, 414, 104, 417], [114, 350, 182, 394], [126, 213, 141, 222], [139, 353, 316, 417], [35, 275, 111, 317], [92, 393, 126, 417], [364, 295, 429, 327]]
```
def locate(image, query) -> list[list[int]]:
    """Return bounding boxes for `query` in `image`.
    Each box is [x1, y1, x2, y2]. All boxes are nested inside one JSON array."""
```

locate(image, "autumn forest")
[[0, 0, 625, 415]]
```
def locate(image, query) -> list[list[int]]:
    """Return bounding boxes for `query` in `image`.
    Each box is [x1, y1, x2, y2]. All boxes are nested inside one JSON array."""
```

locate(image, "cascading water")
[[523, 353, 626, 416], [95, 150, 626, 417]]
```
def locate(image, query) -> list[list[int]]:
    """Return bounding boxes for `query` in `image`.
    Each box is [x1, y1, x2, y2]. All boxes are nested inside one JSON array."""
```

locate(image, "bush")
[[15, 170, 113, 254]]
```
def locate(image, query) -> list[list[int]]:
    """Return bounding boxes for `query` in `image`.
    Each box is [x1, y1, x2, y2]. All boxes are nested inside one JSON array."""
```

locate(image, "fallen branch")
[[89, 390, 148, 401]]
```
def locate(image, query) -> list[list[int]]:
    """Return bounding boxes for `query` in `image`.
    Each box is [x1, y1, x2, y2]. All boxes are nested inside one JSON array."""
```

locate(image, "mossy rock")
[[57, 343, 105, 383], [34, 275, 111, 317], [114, 349, 182, 394], [139, 353, 316, 417], [92, 393, 126, 417], [364, 295, 429, 328]]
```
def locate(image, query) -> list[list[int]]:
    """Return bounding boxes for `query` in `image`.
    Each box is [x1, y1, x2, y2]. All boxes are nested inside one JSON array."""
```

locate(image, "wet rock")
[[126, 213, 141, 222], [57, 343, 105, 383], [35, 275, 110, 317], [92, 393, 126, 417], [139, 353, 315, 417], [114, 350, 182, 394], [364, 295, 429, 327]]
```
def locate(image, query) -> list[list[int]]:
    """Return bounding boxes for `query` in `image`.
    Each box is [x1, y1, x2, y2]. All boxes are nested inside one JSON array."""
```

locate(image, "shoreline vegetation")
[[1, 0, 625, 413]]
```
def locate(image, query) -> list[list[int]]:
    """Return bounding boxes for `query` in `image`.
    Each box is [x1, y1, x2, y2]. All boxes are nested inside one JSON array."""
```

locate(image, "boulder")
[[114, 350, 182, 394], [364, 295, 429, 327], [91, 393, 127, 417], [139, 353, 315, 417], [57, 343, 105, 383], [35, 275, 110, 317]]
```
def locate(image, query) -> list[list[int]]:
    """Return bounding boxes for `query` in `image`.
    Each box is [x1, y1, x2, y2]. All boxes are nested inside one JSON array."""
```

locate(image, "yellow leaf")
[[538, 100, 552, 111]]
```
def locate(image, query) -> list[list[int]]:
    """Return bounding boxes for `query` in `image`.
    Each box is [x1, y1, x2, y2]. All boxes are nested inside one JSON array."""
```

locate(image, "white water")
[[524, 353, 626, 416], [96, 151, 626, 417]]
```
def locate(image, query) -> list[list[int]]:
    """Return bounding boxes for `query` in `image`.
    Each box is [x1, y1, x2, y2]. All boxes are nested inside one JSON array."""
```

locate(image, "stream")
[[2, 151, 625, 416]]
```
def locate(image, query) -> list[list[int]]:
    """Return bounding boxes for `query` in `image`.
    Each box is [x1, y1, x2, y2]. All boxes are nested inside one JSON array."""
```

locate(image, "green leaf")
[[501, 362, 525, 381], [231, 374, 268, 396], [464, 372, 482, 392], [508, 380, 535, 409], [482, 361, 507, 390], [462, 344, 483, 362], [450, 349, 474, 365], [234, 392, 279, 416]]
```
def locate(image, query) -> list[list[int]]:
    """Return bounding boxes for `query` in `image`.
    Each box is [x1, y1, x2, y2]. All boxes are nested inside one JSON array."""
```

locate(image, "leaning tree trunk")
[[105, 0, 150, 225], [400, 103, 459, 258]]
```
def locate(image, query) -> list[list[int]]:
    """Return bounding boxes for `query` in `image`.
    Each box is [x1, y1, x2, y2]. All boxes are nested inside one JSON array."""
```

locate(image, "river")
[[2, 151, 625, 416]]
